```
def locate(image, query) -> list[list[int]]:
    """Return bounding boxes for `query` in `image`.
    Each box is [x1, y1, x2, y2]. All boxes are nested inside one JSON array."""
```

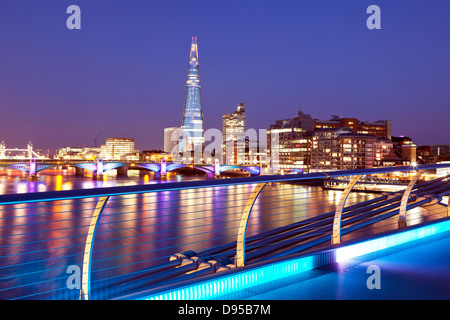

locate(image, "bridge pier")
[[206, 172, 215, 179], [75, 167, 85, 176], [116, 167, 128, 176], [28, 158, 37, 181], [92, 172, 104, 180], [139, 169, 148, 176], [160, 159, 167, 176], [214, 159, 220, 178], [93, 158, 105, 180]]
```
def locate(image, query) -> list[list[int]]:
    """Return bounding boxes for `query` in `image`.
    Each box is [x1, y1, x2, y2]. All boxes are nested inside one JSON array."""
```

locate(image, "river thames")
[[0, 168, 438, 300]]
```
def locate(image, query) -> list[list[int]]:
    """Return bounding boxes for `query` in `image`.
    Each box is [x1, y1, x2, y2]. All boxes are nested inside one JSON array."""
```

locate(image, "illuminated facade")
[[310, 128, 393, 172], [180, 37, 204, 162], [314, 115, 392, 139], [101, 138, 139, 161], [164, 127, 181, 155], [0, 141, 5, 159], [56, 147, 101, 160], [222, 103, 246, 164], [267, 111, 315, 172]]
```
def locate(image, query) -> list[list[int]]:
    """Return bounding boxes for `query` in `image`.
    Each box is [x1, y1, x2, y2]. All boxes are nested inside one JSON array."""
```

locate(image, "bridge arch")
[[7, 163, 53, 174], [219, 165, 261, 176], [167, 164, 215, 175], [132, 164, 160, 173]]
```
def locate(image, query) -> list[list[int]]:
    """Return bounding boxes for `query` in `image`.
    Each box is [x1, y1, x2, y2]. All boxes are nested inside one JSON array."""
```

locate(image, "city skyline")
[[0, 1, 449, 152]]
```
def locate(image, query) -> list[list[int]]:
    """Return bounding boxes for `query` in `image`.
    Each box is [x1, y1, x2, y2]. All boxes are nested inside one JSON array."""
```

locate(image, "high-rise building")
[[222, 103, 246, 164], [101, 138, 139, 161], [0, 141, 5, 159], [180, 37, 204, 162]]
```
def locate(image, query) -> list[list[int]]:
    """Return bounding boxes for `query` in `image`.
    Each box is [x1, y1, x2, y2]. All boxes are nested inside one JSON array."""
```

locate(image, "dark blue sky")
[[0, 1, 449, 152]]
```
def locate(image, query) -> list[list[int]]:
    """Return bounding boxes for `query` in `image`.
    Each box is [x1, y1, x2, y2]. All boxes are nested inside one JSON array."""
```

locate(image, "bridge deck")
[[233, 229, 450, 300]]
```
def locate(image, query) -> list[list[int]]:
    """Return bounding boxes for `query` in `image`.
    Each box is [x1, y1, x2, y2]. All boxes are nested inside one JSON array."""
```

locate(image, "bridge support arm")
[[236, 183, 268, 267], [332, 175, 363, 245], [398, 170, 426, 228], [448, 195, 450, 217], [81, 196, 110, 300]]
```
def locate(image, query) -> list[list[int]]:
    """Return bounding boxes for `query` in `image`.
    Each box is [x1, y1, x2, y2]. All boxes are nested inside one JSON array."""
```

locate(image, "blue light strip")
[[335, 219, 450, 262], [141, 256, 314, 300], [138, 218, 450, 300]]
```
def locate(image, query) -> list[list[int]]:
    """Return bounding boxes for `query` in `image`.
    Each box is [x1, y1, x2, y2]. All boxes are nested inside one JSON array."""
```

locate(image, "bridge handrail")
[[0, 163, 449, 300], [0, 164, 449, 205]]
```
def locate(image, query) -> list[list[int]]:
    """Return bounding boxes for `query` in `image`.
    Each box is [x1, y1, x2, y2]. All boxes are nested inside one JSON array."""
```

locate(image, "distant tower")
[[0, 141, 5, 159], [180, 37, 204, 163], [27, 142, 33, 159]]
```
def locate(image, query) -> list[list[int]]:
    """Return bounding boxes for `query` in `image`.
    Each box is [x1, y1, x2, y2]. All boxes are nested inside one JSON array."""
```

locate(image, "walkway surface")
[[234, 231, 450, 300]]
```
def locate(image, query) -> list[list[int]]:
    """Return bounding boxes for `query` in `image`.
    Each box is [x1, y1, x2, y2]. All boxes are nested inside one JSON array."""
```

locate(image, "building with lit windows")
[[314, 115, 392, 139], [179, 37, 204, 162], [101, 138, 139, 161], [56, 147, 101, 160], [222, 103, 246, 165], [310, 128, 393, 172], [164, 127, 181, 155], [267, 111, 315, 173]]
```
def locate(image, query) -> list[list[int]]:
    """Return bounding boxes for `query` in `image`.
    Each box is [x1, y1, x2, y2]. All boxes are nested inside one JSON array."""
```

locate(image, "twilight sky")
[[0, 0, 449, 152]]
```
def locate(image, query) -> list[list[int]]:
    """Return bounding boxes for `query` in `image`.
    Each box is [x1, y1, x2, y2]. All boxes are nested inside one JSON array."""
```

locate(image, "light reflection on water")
[[5, 169, 438, 300]]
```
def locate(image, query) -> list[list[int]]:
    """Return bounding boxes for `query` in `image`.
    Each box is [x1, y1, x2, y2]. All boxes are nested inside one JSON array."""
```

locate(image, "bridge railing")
[[0, 164, 449, 300]]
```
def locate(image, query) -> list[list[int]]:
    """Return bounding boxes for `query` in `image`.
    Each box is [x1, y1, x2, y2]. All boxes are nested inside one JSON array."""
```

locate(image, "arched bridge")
[[0, 158, 261, 180]]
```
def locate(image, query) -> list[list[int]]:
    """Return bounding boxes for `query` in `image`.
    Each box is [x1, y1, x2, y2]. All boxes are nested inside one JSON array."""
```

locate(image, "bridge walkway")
[[227, 229, 450, 300]]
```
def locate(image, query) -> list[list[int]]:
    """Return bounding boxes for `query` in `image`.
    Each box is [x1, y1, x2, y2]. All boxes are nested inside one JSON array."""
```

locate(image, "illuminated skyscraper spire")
[[180, 37, 204, 161]]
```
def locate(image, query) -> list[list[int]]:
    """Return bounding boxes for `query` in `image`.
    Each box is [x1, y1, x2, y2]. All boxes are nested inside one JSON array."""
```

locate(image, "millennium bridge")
[[0, 163, 449, 300]]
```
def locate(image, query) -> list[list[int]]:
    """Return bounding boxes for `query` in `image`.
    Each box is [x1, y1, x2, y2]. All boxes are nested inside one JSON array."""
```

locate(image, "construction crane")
[[94, 128, 104, 147]]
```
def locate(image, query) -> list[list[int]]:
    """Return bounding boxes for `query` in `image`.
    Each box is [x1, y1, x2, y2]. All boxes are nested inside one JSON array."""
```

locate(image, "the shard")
[[180, 37, 204, 162]]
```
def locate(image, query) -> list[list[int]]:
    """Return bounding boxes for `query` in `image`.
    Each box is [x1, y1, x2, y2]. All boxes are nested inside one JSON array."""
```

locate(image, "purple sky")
[[0, 1, 449, 152]]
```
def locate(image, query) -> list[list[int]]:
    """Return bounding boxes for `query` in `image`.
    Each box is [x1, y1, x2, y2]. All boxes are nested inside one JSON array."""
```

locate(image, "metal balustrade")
[[0, 164, 449, 300]]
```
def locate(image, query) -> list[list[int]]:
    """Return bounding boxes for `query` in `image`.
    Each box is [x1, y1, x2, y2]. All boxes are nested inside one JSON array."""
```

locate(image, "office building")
[[101, 138, 139, 161], [431, 145, 450, 156], [267, 111, 315, 172], [310, 128, 393, 172], [222, 103, 246, 164], [314, 115, 392, 139]]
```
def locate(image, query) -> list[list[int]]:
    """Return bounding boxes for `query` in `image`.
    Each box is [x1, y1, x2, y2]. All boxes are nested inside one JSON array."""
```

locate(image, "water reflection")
[[0, 169, 443, 300]]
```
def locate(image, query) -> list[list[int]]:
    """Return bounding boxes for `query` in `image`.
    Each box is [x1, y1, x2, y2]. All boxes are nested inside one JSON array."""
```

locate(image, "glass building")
[[180, 37, 204, 162]]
